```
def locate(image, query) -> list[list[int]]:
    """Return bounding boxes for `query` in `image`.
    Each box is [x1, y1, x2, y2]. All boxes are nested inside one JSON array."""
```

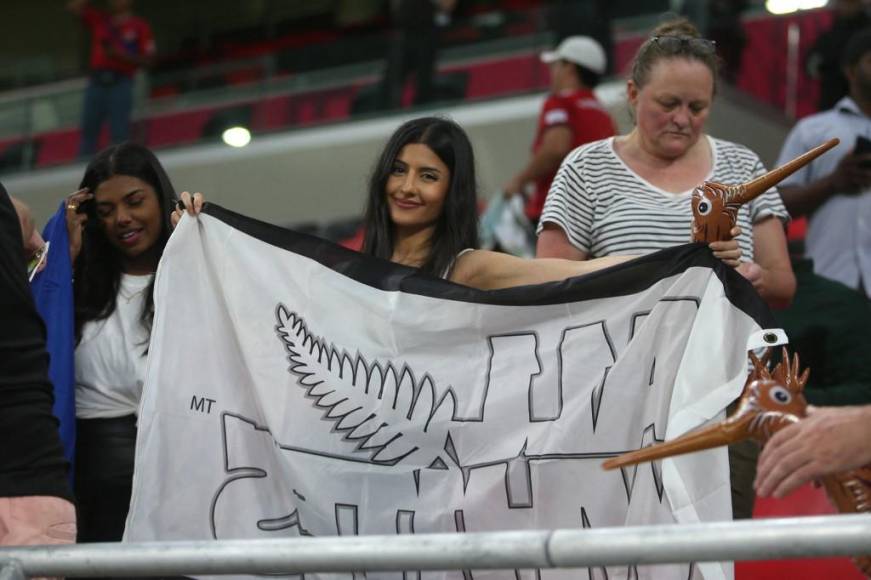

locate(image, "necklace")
[[119, 273, 153, 304], [119, 286, 148, 304]]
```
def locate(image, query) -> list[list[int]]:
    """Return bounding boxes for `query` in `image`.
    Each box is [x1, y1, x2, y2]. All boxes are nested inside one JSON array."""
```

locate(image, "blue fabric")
[[30, 201, 76, 469]]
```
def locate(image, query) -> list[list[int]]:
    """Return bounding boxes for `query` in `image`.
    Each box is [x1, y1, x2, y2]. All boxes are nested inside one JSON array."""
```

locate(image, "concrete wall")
[[6, 80, 795, 228]]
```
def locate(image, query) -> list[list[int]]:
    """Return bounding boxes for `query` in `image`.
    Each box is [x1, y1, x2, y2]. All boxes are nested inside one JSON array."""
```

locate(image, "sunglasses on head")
[[651, 35, 717, 55]]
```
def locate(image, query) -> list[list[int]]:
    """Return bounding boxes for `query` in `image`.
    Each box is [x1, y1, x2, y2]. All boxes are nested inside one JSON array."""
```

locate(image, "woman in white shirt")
[[64, 143, 190, 544]]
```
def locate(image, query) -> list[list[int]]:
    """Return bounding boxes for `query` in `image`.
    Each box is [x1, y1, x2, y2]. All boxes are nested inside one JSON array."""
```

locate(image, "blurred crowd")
[[2, 3, 871, 577]]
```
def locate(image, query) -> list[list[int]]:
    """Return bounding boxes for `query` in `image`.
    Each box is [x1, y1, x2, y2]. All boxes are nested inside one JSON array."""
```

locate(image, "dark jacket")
[[0, 184, 72, 500]]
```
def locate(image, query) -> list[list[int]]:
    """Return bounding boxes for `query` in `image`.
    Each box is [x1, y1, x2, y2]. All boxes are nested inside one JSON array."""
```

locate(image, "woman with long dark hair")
[[361, 116, 737, 288], [362, 116, 480, 279], [179, 116, 732, 290], [64, 142, 201, 543]]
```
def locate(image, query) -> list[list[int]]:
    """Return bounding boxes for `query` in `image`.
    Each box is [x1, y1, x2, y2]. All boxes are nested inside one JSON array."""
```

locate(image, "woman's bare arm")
[[450, 249, 633, 290], [737, 217, 796, 309]]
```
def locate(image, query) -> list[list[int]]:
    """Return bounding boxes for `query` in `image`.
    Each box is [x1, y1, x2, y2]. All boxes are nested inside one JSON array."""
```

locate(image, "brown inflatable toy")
[[691, 138, 839, 243], [602, 348, 871, 577]]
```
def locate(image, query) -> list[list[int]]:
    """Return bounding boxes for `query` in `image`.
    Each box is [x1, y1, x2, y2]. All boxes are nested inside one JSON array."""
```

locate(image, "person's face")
[[548, 60, 569, 91], [628, 57, 713, 160], [386, 143, 451, 232], [93, 174, 163, 273]]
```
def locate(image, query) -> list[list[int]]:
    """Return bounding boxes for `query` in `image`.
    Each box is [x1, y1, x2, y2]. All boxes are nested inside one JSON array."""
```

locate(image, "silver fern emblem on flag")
[[275, 304, 458, 467]]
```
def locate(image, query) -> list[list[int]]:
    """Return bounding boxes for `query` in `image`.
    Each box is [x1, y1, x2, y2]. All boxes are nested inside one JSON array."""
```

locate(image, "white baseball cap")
[[540, 36, 607, 74]]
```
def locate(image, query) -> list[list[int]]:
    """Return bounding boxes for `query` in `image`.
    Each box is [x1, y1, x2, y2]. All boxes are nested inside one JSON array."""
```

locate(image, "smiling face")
[[93, 174, 163, 274], [628, 57, 713, 160], [386, 143, 451, 234]]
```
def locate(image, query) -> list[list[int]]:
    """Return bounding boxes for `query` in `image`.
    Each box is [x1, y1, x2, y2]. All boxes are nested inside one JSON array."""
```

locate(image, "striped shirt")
[[538, 136, 789, 262]]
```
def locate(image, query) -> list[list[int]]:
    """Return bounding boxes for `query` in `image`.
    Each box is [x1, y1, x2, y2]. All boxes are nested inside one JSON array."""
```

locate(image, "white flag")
[[126, 206, 780, 580]]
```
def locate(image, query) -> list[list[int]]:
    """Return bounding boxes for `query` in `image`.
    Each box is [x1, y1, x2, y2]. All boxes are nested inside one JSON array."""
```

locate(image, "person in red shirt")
[[68, 0, 155, 156], [504, 36, 616, 222]]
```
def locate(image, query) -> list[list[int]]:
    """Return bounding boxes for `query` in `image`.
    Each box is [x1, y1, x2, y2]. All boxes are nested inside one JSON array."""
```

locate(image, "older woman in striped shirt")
[[536, 18, 795, 309]]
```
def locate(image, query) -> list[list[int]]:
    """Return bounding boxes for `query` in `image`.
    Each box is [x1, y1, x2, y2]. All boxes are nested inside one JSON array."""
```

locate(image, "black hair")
[[572, 63, 602, 89], [73, 142, 177, 348], [843, 27, 871, 67], [361, 117, 479, 278]]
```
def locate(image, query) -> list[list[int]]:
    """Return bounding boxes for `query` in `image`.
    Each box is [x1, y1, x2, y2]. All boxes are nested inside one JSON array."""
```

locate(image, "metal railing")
[[1, 514, 869, 578]]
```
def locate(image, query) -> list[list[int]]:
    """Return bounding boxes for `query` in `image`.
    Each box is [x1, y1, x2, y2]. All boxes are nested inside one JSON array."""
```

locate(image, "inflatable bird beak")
[[731, 138, 840, 205], [691, 138, 839, 243], [602, 413, 755, 470]]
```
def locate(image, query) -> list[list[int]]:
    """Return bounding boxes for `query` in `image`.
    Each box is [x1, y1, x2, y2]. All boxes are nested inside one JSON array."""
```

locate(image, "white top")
[[538, 136, 789, 261], [75, 273, 153, 419], [776, 96, 871, 295]]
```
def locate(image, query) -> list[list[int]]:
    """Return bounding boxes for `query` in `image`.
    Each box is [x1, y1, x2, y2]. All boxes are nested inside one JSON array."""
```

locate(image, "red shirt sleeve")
[[80, 5, 103, 29], [80, 6, 111, 70], [540, 95, 571, 129], [136, 18, 156, 58]]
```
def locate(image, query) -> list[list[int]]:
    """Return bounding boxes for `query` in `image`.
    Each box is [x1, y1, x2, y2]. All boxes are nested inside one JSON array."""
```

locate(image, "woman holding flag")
[[535, 19, 794, 308], [357, 115, 741, 287], [170, 116, 741, 289], [63, 142, 201, 545]]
